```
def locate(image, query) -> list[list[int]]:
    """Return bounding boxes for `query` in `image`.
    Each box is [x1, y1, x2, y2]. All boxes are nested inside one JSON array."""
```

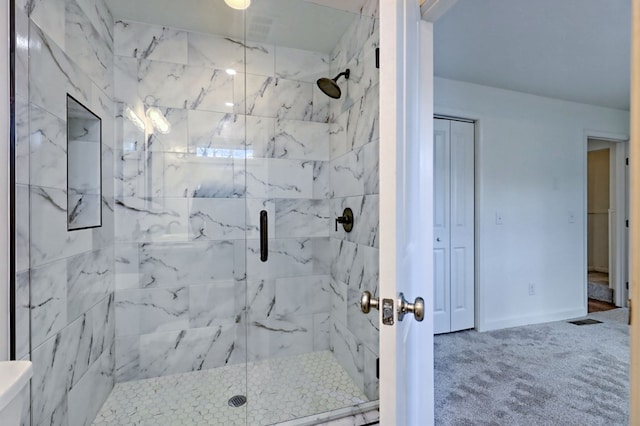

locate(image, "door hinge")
[[376, 358, 379, 379], [626, 220, 629, 228], [626, 157, 629, 166], [375, 48, 380, 69], [627, 282, 629, 290]]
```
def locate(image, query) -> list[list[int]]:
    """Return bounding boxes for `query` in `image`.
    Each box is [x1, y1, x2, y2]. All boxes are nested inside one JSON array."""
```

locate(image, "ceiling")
[[434, 0, 631, 110], [104, 0, 360, 53]]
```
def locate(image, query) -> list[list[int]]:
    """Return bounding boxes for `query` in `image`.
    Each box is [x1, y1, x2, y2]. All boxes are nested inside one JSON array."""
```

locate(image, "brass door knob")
[[360, 291, 379, 314], [397, 292, 425, 322]]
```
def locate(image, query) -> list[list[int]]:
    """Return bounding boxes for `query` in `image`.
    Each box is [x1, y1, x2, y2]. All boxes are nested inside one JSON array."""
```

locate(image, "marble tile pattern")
[[94, 350, 368, 426], [328, 0, 381, 402], [112, 19, 338, 384], [16, 0, 117, 425]]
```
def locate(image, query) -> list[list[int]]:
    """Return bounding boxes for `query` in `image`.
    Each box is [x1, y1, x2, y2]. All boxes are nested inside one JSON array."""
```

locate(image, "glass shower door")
[[242, 1, 380, 424]]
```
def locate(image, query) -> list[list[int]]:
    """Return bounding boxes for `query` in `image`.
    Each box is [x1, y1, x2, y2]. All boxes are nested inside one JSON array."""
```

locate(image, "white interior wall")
[[434, 77, 630, 331]]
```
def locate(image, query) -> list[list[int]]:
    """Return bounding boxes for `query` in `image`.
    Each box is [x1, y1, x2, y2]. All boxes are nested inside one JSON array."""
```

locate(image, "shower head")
[[316, 69, 350, 99]]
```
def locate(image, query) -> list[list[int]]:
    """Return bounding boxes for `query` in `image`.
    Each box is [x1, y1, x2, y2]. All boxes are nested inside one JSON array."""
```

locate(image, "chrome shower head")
[[316, 69, 350, 99]]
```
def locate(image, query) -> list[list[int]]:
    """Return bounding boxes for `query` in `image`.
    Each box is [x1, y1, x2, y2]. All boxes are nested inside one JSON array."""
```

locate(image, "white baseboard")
[[477, 307, 587, 332]]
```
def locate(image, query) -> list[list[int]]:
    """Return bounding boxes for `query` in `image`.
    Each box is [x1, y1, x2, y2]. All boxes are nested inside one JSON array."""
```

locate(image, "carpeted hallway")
[[434, 309, 629, 425]]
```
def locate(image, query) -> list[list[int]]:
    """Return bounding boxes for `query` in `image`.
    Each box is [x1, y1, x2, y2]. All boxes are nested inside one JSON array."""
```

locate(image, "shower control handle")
[[335, 208, 354, 232], [360, 291, 379, 314]]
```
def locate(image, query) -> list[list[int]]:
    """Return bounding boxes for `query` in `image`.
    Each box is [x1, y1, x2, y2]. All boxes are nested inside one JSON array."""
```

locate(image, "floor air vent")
[[228, 395, 247, 408], [568, 319, 603, 326]]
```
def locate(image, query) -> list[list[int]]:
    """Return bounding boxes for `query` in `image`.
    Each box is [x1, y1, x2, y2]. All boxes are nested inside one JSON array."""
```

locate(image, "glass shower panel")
[[111, 5, 250, 425], [242, 1, 380, 423]]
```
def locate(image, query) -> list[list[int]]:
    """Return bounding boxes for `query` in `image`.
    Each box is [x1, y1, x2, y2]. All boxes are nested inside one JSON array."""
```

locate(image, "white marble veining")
[[154, 153, 243, 198], [74, 0, 114, 45], [15, 185, 29, 273], [138, 240, 238, 288], [66, 0, 113, 96], [363, 140, 379, 194], [29, 104, 67, 190], [146, 107, 189, 152], [31, 294, 114, 426], [245, 238, 315, 280], [138, 324, 239, 378], [115, 21, 187, 64], [245, 315, 314, 361], [313, 160, 332, 199], [275, 46, 330, 83], [115, 286, 189, 336], [113, 56, 139, 104], [189, 281, 237, 327], [30, 24, 92, 120], [138, 59, 237, 112], [346, 85, 379, 151], [68, 348, 115, 426], [275, 275, 331, 317], [29, 0, 66, 51], [330, 320, 365, 392], [67, 248, 114, 321], [331, 150, 365, 198], [15, 272, 30, 360], [312, 84, 333, 123], [245, 158, 314, 199], [188, 32, 275, 76], [30, 186, 93, 266], [274, 119, 330, 161], [330, 278, 348, 329], [115, 197, 188, 242], [275, 199, 330, 238], [188, 198, 245, 240]]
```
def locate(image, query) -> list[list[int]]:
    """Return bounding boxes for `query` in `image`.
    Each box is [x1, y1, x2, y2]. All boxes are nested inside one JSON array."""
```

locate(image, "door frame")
[[630, 0, 640, 423], [583, 132, 630, 309]]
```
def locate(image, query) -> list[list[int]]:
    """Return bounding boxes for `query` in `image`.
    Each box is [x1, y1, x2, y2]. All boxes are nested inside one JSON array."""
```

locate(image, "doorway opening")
[[586, 137, 629, 313]]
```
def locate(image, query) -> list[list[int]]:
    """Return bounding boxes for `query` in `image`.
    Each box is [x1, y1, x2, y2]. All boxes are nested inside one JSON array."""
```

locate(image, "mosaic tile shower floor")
[[93, 351, 368, 425]]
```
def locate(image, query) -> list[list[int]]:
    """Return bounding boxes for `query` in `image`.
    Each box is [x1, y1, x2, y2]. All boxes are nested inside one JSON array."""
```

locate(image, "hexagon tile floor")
[[93, 351, 369, 425]]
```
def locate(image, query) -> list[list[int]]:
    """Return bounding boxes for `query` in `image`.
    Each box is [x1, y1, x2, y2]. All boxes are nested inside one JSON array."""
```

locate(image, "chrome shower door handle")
[[397, 292, 425, 322]]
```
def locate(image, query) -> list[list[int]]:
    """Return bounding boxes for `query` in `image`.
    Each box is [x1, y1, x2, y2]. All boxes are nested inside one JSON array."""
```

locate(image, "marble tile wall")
[[327, 0, 380, 401], [112, 20, 335, 382], [14, 0, 116, 424]]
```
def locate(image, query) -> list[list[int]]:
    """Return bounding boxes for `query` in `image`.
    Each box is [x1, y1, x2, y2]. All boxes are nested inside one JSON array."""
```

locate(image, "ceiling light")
[[146, 107, 171, 134], [224, 0, 251, 10], [225, 102, 235, 107], [226, 68, 237, 75]]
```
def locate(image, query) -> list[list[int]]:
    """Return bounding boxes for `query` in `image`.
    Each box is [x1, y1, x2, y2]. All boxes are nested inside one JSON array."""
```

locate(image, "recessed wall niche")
[[67, 94, 102, 230]]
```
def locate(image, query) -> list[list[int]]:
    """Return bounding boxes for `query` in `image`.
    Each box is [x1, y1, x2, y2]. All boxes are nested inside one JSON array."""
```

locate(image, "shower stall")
[[12, 0, 380, 424]]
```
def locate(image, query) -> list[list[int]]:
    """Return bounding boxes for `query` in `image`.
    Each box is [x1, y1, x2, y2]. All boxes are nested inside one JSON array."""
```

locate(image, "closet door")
[[449, 120, 475, 331], [433, 118, 475, 334], [433, 119, 451, 334]]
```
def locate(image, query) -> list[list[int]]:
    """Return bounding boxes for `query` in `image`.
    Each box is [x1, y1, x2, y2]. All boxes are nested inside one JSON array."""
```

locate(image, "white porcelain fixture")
[[0, 361, 32, 426]]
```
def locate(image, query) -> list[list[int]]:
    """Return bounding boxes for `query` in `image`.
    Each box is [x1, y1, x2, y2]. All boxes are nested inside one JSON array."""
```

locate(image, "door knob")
[[360, 291, 379, 314], [397, 292, 424, 322]]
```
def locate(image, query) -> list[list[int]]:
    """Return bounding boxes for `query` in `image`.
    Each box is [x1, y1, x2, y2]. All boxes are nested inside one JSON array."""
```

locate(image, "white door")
[[433, 119, 451, 333], [379, 1, 434, 424], [433, 118, 475, 334]]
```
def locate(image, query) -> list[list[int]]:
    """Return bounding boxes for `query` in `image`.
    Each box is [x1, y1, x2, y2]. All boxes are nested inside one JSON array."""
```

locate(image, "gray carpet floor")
[[434, 309, 629, 425]]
